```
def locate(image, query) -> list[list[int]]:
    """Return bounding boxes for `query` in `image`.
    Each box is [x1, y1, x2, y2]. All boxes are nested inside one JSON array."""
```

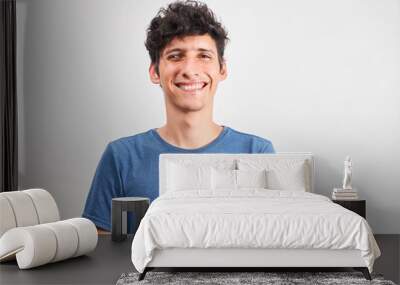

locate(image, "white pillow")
[[166, 162, 212, 192], [238, 159, 308, 191], [266, 166, 306, 191], [237, 169, 268, 188], [211, 168, 268, 190], [211, 168, 236, 190]]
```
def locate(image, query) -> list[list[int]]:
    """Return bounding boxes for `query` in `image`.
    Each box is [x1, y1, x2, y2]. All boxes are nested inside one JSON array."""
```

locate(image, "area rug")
[[116, 271, 397, 285]]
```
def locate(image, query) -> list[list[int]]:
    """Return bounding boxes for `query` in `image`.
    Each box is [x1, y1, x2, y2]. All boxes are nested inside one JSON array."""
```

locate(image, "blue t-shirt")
[[82, 126, 275, 231]]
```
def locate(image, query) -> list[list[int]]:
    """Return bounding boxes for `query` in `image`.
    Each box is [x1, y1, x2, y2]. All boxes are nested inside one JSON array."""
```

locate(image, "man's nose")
[[180, 58, 201, 78]]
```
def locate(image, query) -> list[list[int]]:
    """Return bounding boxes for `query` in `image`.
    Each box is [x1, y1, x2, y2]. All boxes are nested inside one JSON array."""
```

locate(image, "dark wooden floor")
[[0, 234, 398, 284]]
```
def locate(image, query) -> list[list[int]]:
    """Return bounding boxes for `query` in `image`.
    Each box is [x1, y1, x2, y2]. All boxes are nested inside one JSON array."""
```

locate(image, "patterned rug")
[[116, 271, 396, 285]]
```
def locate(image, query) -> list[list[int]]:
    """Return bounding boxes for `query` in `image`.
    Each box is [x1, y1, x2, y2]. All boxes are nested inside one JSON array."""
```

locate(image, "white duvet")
[[131, 190, 381, 273]]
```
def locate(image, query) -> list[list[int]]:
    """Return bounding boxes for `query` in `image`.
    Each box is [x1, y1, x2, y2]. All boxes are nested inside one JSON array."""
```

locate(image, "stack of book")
[[332, 188, 358, 200]]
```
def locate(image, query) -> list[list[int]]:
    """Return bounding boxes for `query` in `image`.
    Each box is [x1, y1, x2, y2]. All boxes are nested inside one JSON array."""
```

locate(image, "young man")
[[82, 0, 275, 233]]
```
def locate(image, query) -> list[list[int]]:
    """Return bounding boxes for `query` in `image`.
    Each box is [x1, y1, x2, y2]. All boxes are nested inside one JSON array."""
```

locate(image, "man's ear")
[[149, 64, 160, 84], [219, 61, 228, 81]]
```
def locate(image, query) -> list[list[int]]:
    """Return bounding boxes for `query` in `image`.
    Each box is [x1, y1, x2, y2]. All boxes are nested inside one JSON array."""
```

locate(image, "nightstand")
[[332, 199, 366, 219], [111, 197, 150, 242]]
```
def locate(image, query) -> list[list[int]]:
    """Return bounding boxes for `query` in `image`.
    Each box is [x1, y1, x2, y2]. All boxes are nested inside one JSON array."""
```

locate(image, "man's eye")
[[200, 54, 211, 59], [167, 55, 181, 60]]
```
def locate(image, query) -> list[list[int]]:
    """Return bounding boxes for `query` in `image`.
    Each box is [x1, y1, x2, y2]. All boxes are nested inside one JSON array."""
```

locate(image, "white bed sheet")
[[131, 189, 380, 273]]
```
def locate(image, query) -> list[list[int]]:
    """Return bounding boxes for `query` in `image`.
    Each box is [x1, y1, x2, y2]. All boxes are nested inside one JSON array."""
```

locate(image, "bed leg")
[[354, 267, 371, 280], [138, 268, 148, 281]]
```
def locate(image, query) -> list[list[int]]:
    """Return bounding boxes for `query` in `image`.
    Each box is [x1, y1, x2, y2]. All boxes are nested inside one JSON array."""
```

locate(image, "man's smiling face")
[[149, 34, 227, 112]]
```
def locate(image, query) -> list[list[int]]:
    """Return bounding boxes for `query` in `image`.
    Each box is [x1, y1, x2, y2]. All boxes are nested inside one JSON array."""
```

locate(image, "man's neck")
[[156, 121, 224, 149]]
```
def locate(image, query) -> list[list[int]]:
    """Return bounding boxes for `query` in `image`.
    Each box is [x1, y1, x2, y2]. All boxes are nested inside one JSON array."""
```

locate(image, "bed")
[[131, 153, 381, 281]]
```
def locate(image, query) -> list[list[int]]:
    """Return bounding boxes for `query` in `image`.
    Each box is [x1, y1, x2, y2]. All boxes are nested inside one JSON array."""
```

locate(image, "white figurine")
[[342, 155, 353, 190]]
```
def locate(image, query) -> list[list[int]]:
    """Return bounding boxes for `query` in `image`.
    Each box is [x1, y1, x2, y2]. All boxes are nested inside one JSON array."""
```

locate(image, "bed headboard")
[[159, 153, 315, 195]]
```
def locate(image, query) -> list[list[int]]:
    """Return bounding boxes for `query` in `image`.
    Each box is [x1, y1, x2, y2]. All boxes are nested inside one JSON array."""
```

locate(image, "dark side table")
[[111, 197, 149, 242], [332, 199, 366, 219]]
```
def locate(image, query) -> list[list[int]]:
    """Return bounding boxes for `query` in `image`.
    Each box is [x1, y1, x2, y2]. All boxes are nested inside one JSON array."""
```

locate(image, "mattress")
[[131, 189, 381, 273]]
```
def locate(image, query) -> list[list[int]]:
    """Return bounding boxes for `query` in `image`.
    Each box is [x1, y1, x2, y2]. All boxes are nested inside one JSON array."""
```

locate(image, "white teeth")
[[176, 83, 205, 91]]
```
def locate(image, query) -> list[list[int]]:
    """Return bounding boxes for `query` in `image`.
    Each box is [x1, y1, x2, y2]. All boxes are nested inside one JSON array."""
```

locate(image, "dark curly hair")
[[145, 0, 229, 75]]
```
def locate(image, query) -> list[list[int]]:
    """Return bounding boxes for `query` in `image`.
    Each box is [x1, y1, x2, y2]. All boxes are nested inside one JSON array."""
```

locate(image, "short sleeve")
[[82, 143, 124, 231], [261, 141, 276, 154]]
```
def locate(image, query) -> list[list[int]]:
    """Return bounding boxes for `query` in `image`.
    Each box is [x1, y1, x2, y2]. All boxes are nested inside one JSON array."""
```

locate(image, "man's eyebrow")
[[164, 48, 215, 55], [164, 48, 183, 55], [197, 48, 215, 54]]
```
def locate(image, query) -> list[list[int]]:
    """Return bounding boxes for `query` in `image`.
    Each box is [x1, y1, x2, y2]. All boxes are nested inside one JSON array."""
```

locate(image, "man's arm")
[[82, 143, 124, 232]]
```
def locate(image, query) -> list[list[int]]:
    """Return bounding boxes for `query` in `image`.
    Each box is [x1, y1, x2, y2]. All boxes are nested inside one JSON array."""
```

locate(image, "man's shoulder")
[[105, 129, 154, 155], [226, 126, 275, 153], [228, 127, 273, 144], [110, 129, 153, 146]]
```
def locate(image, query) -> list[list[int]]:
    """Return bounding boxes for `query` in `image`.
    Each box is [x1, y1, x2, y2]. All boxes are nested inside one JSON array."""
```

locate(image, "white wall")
[[16, 0, 400, 233]]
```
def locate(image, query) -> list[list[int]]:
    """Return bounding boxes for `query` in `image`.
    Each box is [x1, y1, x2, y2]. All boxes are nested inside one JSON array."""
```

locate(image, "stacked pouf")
[[0, 189, 97, 269]]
